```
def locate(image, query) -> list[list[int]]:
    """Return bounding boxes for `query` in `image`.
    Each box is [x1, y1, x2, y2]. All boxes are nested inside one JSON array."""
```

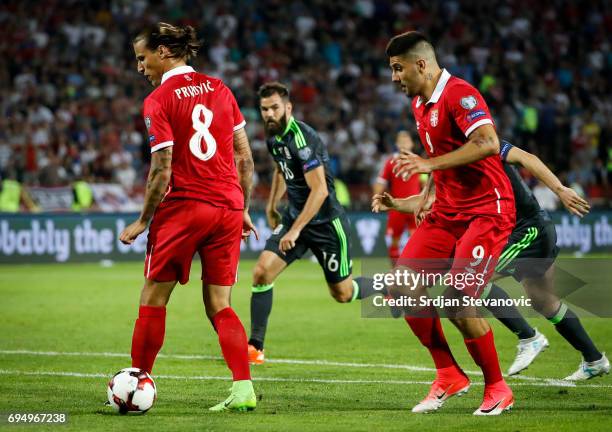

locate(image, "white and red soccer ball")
[[107, 368, 157, 414]]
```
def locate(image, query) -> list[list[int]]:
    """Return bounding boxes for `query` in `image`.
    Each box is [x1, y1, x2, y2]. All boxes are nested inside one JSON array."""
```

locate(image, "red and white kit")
[[400, 69, 516, 296], [143, 65, 246, 285], [377, 155, 422, 236]]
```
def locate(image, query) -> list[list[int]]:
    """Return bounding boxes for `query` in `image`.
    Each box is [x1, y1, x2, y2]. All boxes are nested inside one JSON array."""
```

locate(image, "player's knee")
[[329, 283, 353, 303], [331, 290, 352, 303], [252, 262, 272, 285], [449, 316, 470, 333], [205, 300, 230, 319], [530, 295, 558, 317], [140, 280, 172, 306], [523, 280, 558, 316]]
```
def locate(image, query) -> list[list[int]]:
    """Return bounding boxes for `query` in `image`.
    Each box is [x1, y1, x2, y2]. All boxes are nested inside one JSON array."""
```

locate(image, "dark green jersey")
[[500, 140, 550, 222], [266, 117, 344, 224]]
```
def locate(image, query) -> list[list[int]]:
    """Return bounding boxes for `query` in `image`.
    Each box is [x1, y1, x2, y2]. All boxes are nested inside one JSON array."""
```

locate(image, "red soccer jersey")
[[143, 65, 245, 210], [377, 154, 422, 198], [411, 69, 515, 216]]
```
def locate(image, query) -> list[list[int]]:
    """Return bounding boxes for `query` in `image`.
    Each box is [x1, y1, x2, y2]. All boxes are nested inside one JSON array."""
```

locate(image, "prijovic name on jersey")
[[266, 116, 344, 225], [500, 140, 550, 222]]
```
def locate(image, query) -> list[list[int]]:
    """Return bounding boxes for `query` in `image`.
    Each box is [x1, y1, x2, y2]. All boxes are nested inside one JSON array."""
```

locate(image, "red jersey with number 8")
[[143, 65, 245, 210], [411, 69, 514, 216]]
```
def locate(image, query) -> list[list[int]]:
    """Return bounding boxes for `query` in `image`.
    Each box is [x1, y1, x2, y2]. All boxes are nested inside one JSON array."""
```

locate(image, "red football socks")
[[131, 305, 166, 374], [405, 310, 460, 371], [212, 307, 251, 381], [464, 329, 504, 385]]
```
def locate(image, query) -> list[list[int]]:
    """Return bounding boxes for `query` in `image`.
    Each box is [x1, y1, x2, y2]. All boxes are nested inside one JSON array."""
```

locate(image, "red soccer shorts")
[[386, 210, 417, 239], [398, 211, 514, 297], [144, 199, 242, 286]]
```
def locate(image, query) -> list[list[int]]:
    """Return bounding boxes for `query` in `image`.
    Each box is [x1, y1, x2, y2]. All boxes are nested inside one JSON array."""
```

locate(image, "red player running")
[[385, 32, 516, 415], [119, 23, 257, 412], [373, 130, 426, 264]]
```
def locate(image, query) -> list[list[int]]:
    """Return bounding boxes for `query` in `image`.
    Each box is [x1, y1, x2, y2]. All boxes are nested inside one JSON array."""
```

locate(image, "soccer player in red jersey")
[[373, 130, 426, 263], [118, 23, 257, 412], [385, 32, 516, 415]]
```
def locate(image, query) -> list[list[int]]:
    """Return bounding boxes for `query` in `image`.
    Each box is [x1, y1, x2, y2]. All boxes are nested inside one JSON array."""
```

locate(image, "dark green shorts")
[[264, 213, 352, 283], [495, 218, 559, 281]]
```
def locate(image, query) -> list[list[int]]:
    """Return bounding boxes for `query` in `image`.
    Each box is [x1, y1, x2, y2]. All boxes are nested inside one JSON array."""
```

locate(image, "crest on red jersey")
[[144, 116, 151, 131], [460, 95, 478, 110], [430, 109, 439, 127]]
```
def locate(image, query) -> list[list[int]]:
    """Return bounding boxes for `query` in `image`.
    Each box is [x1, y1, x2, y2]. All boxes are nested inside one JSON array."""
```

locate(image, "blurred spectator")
[[71, 179, 94, 212], [0, 0, 610, 211], [334, 178, 352, 209], [0, 169, 39, 212]]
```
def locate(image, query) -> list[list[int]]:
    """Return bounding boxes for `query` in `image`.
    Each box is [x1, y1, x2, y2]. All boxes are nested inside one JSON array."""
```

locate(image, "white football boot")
[[564, 353, 610, 381], [507, 329, 549, 376]]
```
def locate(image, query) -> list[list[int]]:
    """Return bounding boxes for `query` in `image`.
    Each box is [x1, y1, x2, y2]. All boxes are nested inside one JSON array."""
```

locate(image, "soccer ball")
[[107, 368, 157, 414]]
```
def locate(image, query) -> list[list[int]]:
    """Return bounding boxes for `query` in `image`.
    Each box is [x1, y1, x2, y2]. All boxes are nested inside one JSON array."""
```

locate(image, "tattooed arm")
[[119, 147, 172, 245], [233, 127, 258, 240], [234, 128, 254, 210], [427, 124, 499, 170], [393, 124, 499, 176]]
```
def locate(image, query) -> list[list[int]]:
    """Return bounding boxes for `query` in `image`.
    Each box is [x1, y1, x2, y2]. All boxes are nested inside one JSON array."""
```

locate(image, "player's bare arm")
[[372, 192, 422, 214], [413, 175, 435, 225], [234, 128, 255, 209], [234, 127, 259, 240], [120, 147, 173, 245], [506, 146, 590, 217], [266, 166, 287, 229], [279, 165, 328, 253], [394, 124, 500, 177], [372, 179, 386, 196]]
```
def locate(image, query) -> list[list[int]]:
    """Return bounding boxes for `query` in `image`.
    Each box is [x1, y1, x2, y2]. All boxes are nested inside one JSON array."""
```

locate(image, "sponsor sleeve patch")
[[499, 140, 514, 161], [466, 110, 487, 122], [303, 159, 321, 171]]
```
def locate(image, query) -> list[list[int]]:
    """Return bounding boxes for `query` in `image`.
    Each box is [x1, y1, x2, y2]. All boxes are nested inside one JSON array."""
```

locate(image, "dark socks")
[[353, 277, 381, 300], [484, 284, 536, 340], [249, 283, 273, 350], [548, 303, 602, 362]]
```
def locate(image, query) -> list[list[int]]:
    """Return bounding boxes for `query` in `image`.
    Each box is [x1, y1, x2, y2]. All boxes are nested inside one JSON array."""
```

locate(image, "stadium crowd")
[[1, 0, 610, 211]]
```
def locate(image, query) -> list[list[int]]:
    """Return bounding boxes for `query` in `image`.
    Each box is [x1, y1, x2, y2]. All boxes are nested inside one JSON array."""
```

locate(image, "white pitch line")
[[1, 368, 610, 388], [0, 349, 580, 386]]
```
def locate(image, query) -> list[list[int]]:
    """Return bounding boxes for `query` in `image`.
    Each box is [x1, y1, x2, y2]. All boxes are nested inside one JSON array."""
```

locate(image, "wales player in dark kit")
[[481, 141, 609, 380], [247, 82, 377, 364]]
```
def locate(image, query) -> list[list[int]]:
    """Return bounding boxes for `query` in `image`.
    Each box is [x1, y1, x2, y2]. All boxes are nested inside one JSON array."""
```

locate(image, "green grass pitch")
[[1, 259, 611, 431]]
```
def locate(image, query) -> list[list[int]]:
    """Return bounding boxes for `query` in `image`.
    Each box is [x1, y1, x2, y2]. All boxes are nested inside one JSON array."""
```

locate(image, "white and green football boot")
[[564, 353, 610, 381]]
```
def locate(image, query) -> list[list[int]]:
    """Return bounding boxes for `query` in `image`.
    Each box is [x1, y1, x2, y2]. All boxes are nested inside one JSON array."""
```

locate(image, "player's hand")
[[393, 152, 433, 179], [279, 228, 300, 254], [242, 211, 259, 241], [414, 195, 434, 226], [416, 208, 431, 226], [372, 192, 395, 213], [266, 207, 282, 229], [558, 186, 590, 217], [120, 219, 148, 245]]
